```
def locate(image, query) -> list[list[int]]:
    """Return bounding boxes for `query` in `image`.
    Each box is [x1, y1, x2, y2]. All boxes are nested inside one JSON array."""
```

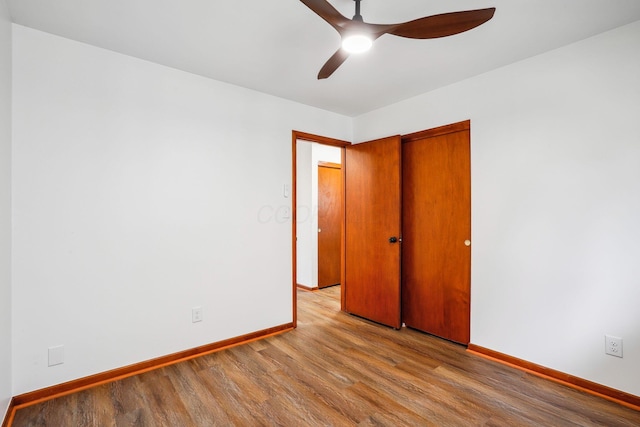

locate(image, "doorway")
[[291, 131, 350, 327]]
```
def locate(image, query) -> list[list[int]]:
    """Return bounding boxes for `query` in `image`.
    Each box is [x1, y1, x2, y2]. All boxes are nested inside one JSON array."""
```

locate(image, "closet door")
[[402, 122, 471, 344], [317, 162, 342, 288], [345, 136, 402, 329]]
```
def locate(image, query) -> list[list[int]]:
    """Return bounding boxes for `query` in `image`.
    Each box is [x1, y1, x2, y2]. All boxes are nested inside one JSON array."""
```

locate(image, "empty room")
[[1, 0, 640, 425]]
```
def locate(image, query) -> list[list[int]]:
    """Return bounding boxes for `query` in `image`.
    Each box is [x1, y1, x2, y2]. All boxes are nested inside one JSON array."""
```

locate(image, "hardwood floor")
[[12, 286, 640, 426]]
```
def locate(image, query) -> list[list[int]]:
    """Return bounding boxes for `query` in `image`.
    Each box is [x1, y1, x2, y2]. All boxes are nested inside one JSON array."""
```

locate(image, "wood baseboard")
[[7, 322, 293, 419], [467, 344, 640, 411], [1, 398, 16, 427], [296, 283, 319, 292]]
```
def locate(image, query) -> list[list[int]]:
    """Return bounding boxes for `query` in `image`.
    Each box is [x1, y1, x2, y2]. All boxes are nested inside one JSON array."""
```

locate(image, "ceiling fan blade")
[[318, 48, 350, 79], [386, 8, 496, 39], [300, 0, 350, 31]]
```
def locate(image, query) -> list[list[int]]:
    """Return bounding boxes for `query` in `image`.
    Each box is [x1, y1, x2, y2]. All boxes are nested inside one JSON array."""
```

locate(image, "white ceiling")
[[7, 0, 640, 117]]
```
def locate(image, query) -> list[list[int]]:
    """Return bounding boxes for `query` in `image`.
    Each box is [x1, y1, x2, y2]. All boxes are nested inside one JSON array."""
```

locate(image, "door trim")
[[318, 161, 341, 169], [402, 120, 470, 143], [291, 131, 350, 328]]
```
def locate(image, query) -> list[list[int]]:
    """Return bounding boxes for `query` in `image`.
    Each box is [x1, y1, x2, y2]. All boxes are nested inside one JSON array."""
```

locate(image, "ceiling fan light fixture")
[[341, 34, 372, 54]]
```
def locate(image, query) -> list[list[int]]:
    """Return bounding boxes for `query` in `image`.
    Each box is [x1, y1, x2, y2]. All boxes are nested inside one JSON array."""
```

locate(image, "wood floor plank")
[[348, 382, 440, 427], [11, 285, 640, 426], [165, 363, 231, 426], [111, 376, 157, 426], [140, 372, 196, 426], [341, 347, 492, 424]]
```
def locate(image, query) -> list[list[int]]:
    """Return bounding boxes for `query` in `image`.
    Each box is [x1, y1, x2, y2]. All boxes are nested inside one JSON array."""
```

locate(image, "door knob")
[[389, 237, 398, 243], [464, 240, 471, 246]]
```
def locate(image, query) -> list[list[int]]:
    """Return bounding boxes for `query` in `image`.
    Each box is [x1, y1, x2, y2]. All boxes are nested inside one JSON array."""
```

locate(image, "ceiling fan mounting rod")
[[352, 0, 363, 22]]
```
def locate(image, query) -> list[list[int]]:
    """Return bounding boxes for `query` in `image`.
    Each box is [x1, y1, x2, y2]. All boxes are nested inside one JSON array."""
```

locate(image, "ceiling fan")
[[300, 0, 496, 79]]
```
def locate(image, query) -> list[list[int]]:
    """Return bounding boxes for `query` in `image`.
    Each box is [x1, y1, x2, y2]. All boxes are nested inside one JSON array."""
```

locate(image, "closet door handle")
[[389, 237, 398, 243]]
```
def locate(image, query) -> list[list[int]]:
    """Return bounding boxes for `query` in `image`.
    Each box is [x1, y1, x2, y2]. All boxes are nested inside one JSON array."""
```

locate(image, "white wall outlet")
[[192, 306, 203, 323], [605, 335, 623, 358], [48, 345, 64, 366]]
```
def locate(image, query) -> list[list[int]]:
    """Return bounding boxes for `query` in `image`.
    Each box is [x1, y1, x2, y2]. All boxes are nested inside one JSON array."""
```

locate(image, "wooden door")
[[402, 122, 471, 344], [345, 136, 402, 328], [317, 162, 342, 288]]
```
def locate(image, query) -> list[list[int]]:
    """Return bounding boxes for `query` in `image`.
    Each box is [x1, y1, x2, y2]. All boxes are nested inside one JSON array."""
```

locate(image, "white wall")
[[354, 20, 640, 396], [0, 0, 12, 418], [296, 143, 340, 288], [11, 25, 351, 395]]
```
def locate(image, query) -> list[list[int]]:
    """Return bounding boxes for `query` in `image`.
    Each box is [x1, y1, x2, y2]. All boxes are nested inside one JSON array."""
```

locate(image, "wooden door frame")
[[291, 131, 350, 328], [402, 119, 470, 143]]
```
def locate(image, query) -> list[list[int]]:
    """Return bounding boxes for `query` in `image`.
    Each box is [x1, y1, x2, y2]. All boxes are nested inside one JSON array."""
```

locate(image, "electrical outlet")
[[605, 335, 623, 358], [192, 307, 203, 323]]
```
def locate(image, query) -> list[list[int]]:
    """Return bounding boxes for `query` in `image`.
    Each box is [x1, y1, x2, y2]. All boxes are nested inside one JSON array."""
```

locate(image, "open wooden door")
[[344, 136, 402, 328]]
